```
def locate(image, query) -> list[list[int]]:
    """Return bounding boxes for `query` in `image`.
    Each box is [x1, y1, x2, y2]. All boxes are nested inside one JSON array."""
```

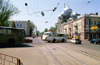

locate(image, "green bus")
[[0, 26, 25, 46]]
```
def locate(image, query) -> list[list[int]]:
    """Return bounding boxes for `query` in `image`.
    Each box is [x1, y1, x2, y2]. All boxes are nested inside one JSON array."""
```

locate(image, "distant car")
[[90, 39, 100, 44], [70, 38, 81, 44], [25, 38, 32, 43], [32, 36, 36, 38]]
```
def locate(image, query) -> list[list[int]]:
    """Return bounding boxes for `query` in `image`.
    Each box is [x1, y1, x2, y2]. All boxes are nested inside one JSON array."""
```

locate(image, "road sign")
[[91, 26, 98, 30]]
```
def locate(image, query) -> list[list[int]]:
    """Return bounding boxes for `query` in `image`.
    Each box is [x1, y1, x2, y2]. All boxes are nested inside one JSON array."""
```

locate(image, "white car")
[[70, 38, 81, 44]]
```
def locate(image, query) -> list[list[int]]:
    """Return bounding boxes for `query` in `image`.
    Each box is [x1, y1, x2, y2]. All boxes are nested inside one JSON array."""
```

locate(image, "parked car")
[[25, 38, 32, 43], [90, 38, 100, 44], [32, 36, 36, 38], [70, 38, 81, 44]]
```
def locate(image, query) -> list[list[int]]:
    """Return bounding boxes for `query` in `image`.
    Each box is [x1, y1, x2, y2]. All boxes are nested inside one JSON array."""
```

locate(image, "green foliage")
[[36, 30, 40, 36], [30, 22, 35, 31], [0, 0, 20, 26], [11, 20, 16, 27], [49, 27, 57, 32], [44, 28, 48, 32], [28, 20, 36, 36]]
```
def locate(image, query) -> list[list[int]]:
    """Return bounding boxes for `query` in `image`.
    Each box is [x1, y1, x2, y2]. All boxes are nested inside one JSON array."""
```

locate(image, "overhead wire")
[[76, 0, 96, 12], [39, 0, 63, 32]]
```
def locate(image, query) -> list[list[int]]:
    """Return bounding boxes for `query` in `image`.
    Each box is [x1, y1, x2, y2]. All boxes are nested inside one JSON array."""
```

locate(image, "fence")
[[0, 53, 22, 65]]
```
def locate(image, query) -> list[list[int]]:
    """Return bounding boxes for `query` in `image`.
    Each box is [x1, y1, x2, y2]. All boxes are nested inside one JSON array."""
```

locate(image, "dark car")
[[25, 38, 32, 43], [32, 36, 36, 38], [90, 39, 100, 44]]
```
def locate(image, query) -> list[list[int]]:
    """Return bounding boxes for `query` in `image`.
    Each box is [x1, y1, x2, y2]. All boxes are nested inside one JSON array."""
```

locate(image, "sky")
[[7, 0, 100, 32]]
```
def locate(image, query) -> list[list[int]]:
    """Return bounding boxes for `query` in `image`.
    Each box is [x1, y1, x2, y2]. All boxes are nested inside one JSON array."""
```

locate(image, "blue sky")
[[8, 0, 100, 32]]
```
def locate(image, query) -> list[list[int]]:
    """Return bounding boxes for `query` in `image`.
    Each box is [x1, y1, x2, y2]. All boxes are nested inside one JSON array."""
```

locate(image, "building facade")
[[63, 13, 100, 40], [8, 20, 30, 36]]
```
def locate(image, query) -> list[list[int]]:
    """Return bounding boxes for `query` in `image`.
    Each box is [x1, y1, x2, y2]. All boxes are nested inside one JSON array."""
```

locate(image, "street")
[[0, 37, 100, 65]]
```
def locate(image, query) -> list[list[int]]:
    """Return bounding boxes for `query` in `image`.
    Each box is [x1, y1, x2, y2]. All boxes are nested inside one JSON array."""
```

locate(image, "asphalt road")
[[0, 37, 100, 65]]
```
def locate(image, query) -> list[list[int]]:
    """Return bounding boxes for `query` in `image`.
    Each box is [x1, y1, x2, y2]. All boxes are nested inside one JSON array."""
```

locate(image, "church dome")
[[58, 13, 61, 18], [61, 11, 67, 16], [64, 6, 72, 13], [72, 11, 77, 16]]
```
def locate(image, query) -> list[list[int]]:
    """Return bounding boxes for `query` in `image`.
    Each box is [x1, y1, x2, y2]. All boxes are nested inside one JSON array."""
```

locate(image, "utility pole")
[[36, 26, 37, 36]]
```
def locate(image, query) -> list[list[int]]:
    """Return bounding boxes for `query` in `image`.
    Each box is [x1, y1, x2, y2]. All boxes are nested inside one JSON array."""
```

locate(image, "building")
[[56, 5, 72, 33], [63, 12, 100, 40], [56, 4, 100, 40], [8, 20, 30, 36]]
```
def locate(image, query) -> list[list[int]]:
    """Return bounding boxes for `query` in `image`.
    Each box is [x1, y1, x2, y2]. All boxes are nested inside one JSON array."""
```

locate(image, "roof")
[[64, 6, 72, 13]]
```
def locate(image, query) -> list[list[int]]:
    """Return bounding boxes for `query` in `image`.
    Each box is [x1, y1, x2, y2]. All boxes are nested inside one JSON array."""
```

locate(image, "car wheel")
[[52, 39, 56, 42], [94, 42, 97, 44]]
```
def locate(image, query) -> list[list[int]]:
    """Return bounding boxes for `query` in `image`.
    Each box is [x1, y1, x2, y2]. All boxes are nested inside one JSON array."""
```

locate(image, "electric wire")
[[27, 0, 97, 32], [76, 0, 96, 12]]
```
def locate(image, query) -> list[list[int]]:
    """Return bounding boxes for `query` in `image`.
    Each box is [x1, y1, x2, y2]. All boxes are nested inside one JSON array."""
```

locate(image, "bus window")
[[7, 29, 16, 35], [22, 30, 25, 36], [0, 28, 6, 35]]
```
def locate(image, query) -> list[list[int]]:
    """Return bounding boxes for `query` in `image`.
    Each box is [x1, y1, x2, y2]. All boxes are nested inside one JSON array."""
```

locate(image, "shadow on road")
[[44, 41, 69, 43], [0, 43, 34, 48]]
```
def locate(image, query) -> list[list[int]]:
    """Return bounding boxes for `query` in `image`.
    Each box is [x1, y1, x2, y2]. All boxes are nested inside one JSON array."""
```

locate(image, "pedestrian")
[[41, 35, 42, 40]]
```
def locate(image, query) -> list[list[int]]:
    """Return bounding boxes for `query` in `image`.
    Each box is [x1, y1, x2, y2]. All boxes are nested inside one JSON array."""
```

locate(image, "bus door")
[[17, 30, 22, 43], [21, 30, 25, 43]]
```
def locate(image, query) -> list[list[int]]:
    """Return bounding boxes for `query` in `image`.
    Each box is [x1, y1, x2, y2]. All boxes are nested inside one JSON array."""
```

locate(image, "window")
[[92, 34, 93, 38], [94, 34, 96, 38], [22, 30, 25, 36], [20, 24, 22, 28], [98, 21, 100, 24], [85, 29, 89, 32], [94, 29, 97, 31], [94, 21, 97, 25], [85, 34, 89, 39], [91, 21, 93, 25], [17, 24, 19, 26], [57, 34, 65, 37], [85, 20, 89, 25], [0, 28, 6, 35], [7, 29, 17, 35]]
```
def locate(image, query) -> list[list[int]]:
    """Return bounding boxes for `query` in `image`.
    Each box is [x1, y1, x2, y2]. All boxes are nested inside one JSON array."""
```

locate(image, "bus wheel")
[[48, 41, 50, 43], [52, 39, 56, 43], [61, 39, 65, 42]]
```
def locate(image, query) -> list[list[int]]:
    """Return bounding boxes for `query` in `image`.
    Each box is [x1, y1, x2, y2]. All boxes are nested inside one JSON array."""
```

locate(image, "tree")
[[0, 0, 20, 26], [11, 20, 16, 27], [29, 20, 36, 36], [49, 27, 57, 32], [36, 30, 40, 36], [44, 28, 48, 32]]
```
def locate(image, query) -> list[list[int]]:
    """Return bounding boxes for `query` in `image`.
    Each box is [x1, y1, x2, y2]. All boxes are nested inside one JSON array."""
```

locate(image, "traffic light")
[[25, 3, 28, 6], [41, 12, 45, 16], [53, 7, 57, 12]]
